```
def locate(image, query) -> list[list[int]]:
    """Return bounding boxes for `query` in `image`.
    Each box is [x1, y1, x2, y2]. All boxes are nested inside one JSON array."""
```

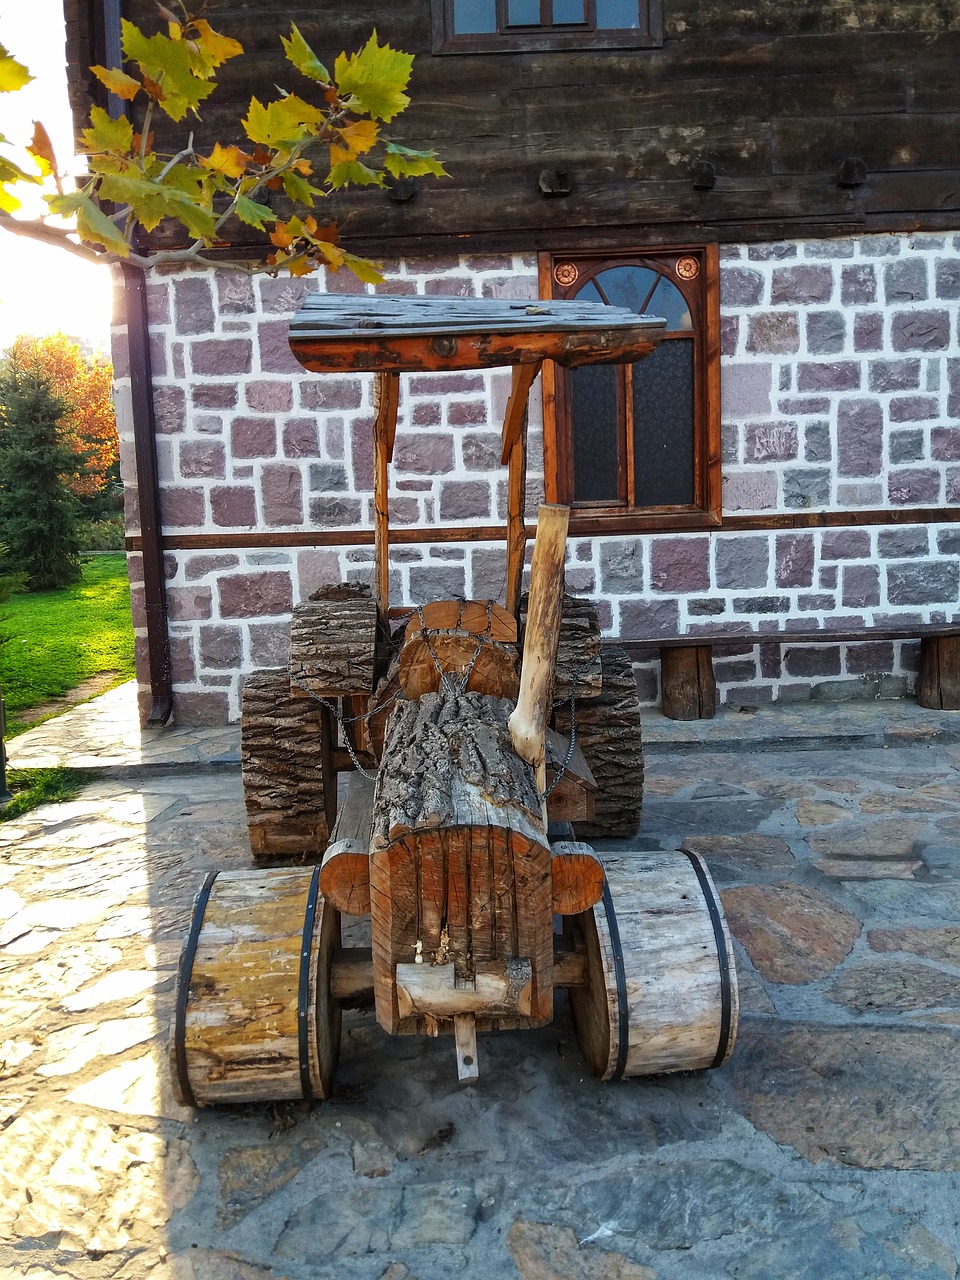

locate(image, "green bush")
[[78, 514, 126, 552]]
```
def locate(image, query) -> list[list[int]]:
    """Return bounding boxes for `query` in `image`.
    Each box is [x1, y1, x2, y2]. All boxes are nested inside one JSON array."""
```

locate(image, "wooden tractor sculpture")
[[171, 297, 738, 1107]]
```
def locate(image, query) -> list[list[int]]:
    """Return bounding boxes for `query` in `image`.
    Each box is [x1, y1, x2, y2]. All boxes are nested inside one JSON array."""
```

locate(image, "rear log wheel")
[[567, 853, 738, 1081], [240, 669, 338, 861], [553, 645, 644, 840]]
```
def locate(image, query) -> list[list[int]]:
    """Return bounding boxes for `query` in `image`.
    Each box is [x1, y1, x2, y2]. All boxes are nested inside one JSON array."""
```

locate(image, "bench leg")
[[660, 645, 717, 720], [918, 636, 960, 711]]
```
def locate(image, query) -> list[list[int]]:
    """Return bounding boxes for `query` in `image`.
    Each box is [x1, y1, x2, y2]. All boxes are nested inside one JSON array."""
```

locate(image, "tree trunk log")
[[553, 646, 644, 840], [240, 669, 330, 859], [398, 630, 519, 701], [289, 582, 379, 699], [369, 689, 554, 1036], [521, 593, 604, 703]]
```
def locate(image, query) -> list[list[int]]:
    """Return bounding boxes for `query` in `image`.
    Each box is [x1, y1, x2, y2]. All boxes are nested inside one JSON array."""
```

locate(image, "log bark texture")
[[171, 868, 341, 1106], [553, 645, 644, 840], [521, 593, 604, 703], [369, 689, 554, 1036], [569, 853, 738, 1081], [398, 630, 519, 701], [289, 583, 379, 699], [240, 669, 330, 859]]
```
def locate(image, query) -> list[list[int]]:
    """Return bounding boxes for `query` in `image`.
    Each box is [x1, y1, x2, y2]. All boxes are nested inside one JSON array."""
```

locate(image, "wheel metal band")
[[600, 876, 630, 1082], [297, 866, 324, 1102], [681, 851, 734, 1069], [174, 869, 219, 1109]]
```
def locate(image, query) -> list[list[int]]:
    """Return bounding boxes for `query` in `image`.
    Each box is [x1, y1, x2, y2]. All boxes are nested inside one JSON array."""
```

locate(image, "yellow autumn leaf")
[[198, 142, 250, 179], [334, 118, 379, 160], [0, 44, 32, 93], [334, 31, 413, 123], [192, 19, 244, 68], [91, 65, 142, 102]]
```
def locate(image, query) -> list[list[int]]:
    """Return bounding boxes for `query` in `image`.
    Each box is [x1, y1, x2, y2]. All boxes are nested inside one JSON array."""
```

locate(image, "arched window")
[[542, 247, 721, 532]]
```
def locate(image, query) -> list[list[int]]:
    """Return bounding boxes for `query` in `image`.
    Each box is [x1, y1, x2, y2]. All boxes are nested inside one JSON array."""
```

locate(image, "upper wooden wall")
[[67, 0, 960, 254]]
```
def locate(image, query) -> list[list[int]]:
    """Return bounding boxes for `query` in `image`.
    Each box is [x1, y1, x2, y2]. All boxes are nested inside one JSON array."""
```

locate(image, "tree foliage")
[[6, 335, 117, 503], [0, 355, 83, 591], [0, 5, 445, 279]]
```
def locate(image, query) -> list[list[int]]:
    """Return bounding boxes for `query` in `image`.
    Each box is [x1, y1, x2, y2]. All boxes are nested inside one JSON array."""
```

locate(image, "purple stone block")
[[776, 534, 815, 588], [837, 399, 883, 477], [650, 537, 710, 593], [798, 362, 861, 393], [246, 381, 293, 413], [888, 468, 942, 505], [771, 265, 834, 305], [868, 359, 921, 393], [232, 417, 277, 459], [745, 423, 799, 462], [746, 312, 800, 354], [841, 264, 877, 305], [721, 364, 773, 417], [219, 571, 293, 618], [190, 338, 252, 376], [394, 434, 456, 474], [179, 440, 225, 479], [210, 485, 257, 528], [173, 278, 215, 335], [891, 310, 950, 351], [720, 268, 765, 306], [259, 319, 305, 375], [262, 465, 303, 526], [842, 564, 881, 608]]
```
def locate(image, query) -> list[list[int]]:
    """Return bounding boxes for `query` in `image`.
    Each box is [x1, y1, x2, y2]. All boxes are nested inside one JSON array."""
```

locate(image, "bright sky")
[[0, 0, 113, 353]]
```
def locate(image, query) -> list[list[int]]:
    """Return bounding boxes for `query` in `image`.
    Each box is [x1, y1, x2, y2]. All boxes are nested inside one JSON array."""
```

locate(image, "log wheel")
[[567, 853, 738, 1081], [171, 867, 342, 1106], [553, 645, 644, 840]]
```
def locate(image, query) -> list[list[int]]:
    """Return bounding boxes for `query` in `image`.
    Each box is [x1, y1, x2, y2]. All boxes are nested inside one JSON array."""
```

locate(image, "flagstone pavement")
[[2, 682, 960, 1279]]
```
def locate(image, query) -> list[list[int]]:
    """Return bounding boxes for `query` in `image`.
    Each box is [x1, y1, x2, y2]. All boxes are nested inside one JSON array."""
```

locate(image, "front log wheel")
[[554, 645, 644, 840], [567, 853, 738, 1082]]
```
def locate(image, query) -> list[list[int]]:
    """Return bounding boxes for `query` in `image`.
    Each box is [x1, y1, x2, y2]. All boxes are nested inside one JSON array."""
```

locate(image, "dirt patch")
[[18, 671, 122, 725]]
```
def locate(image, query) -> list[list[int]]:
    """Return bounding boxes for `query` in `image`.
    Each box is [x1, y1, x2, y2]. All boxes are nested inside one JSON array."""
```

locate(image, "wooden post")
[[509, 504, 570, 812], [918, 636, 960, 710], [660, 644, 717, 720], [504, 431, 528, 618], [373, 371, 401, 619], [500, 361, 541, 464]]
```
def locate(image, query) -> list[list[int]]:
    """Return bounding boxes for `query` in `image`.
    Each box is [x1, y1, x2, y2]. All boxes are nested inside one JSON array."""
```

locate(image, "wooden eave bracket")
[[500, 361, 542, 464]]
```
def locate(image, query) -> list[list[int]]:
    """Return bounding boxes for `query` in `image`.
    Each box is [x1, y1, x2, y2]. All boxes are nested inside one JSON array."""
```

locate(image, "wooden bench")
[[619, 625, 960, 720]]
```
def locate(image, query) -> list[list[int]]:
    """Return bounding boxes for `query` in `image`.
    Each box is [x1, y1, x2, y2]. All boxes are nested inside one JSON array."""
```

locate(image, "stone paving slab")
[[1, 704, 960, 1278], [9, 679, 960, 777]]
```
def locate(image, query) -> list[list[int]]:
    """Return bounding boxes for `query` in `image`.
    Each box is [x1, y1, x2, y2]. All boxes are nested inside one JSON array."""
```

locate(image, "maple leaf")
[[269, 217, 298, 249], [242, 94, 324, 150], [327, 158, 384, 189], [285, 254, 315, 278], [334, 31, 413, 123], [233, 194, 274, 229], [334, 118, 379, 160], [0, 44, 32, 93], [47, 190, 131, 255], [80, 106, 134, 156], [27, 122, 62, 191], [341, 251, 384, 284], [191, 19, 244, 69], [120, 20, 216, 120], [281, 24, 330, 84], [281, 170, 324, 205], [198, 142, 251, 179], [384, 143, 448, 180], [90, 65, 142, 101]]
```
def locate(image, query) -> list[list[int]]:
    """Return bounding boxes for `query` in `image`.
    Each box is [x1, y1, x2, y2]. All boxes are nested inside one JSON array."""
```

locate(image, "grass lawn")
[[1, 553, 135, 738]]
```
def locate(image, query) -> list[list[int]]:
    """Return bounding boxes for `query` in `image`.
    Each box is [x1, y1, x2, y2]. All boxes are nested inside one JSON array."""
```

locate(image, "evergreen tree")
[[0, 357, 83, 591]]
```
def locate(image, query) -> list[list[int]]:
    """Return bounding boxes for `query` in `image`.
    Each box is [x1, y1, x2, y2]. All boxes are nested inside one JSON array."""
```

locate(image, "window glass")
[[648, 276, 693, 331], [596, 0, 641, 27], [570, 365, 621, 503], [454, 0, 498, 32], [632, 340, 695, 506], [553, 0, 587, 22], [507, 0, 541, 24], [593, 265, 658, 314]]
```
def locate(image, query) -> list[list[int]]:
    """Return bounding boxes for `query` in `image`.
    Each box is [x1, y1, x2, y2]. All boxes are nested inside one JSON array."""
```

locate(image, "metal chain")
[[541, 661, 586, 803]]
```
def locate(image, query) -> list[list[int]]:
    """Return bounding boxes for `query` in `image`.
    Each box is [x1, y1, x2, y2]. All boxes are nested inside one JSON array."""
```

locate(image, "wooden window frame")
[[539, 245, 722, 535], [431, 0, 663, 54]]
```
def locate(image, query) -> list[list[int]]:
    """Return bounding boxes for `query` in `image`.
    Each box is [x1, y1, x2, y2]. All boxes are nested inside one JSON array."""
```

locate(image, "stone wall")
[[112, 233, 960, 723]]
